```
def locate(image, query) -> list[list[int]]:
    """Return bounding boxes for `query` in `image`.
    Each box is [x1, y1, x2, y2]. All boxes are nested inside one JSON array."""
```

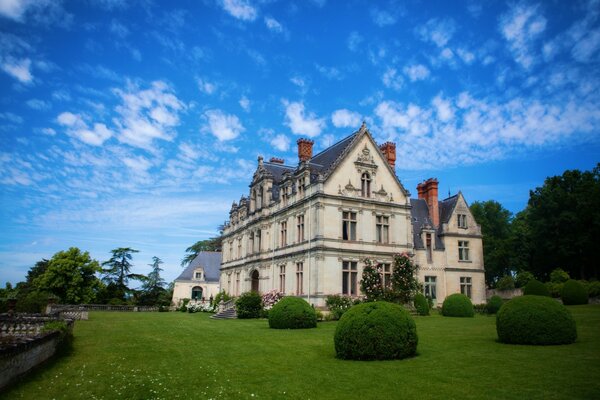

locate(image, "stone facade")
[[172, 251, 221, 306], [219, 125, 486, 306]]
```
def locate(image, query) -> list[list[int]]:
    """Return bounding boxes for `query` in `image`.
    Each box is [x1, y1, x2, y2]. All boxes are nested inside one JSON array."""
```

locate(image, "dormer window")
[[297, 177, 305, 196], [361, 172, 371, 198], [194, 269, 204, 280], [282, 186, 290, 206]]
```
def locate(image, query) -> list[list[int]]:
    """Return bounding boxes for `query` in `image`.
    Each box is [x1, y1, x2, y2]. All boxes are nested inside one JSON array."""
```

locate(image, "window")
[[376, 215, 389, 243], [424, 276, 437, 301], [361, 172, 371, 197], [426, 233, 432, 263], [250, 189, 256, 212], [458, 240, 470, 261], [458, 214, 468, 228], [248, 232, 254, 255], [227, 274, 232, 294], [297, 177, 305, 196], [342, 261, 358, 296], [235, 272, 240, 296], [237, 238, 242, 259], [460, 277, 472, 298], [256, 230, 261, 253], [379, 263, 392, 288], [282, 186, 289, 206], [280, 221, 287, 247], [342, 211, 357, 241], [297, 214, 305, 242], [228, 241, 233, 261], [257, 186, 263, 209], [279, 265, 286, 293], [195, 271, 203, 280], [296, 262, 304, 295]]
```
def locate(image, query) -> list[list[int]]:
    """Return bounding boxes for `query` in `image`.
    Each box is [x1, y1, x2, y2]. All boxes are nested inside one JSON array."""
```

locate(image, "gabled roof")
[[439, 194, 459, 224], [308, 132, 358, 177], [175, 251, 221, 282]]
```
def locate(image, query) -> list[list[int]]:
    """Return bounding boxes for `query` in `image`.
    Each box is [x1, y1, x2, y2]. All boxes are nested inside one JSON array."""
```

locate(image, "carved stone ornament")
[[356, 145, 375, 164]]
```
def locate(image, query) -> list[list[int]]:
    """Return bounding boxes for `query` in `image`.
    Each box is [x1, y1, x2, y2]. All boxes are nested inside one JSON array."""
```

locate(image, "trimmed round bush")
[[496, 295, 577, 345], [561, 280, 588, 305], [442, 293, 474, 317], [523, 279, 550, 297], [486, 295, 503, 314], [413, 293, 430, 316], [268, 297, 317, 329], [334, 302, 418, 360], [235, 291, 262, 319]]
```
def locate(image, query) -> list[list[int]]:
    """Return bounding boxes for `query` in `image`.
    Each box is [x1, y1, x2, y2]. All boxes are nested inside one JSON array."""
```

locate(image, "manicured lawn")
[[2, 305, 600, 399]]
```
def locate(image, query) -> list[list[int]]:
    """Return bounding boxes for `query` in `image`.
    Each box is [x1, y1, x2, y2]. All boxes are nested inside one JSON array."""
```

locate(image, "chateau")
[[220, 124, 485, 306]]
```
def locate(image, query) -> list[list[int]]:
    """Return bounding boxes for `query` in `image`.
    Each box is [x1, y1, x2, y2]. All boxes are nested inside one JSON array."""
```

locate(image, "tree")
[[181, 225, 224, 267], [138, 256, 167, 305], [101, 248, 145, 301], [391, 252, 421, 304], [525, 164, 600, 280], [360, 258, 383, 302], [32, 247, 102, 304], [470, 200, 513, 286]]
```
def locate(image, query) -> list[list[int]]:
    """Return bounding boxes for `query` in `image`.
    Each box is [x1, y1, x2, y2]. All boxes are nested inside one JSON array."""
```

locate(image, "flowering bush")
[[186, 301, 215, 313], [360, 258, 383, 302], [262, 290, 284, 310], [391, 252, 421, 304], [325, 294, 354, 320]]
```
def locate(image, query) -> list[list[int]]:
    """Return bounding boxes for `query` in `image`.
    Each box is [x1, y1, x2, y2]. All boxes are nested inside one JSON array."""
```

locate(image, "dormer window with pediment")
[[193, 268, 204, 281]]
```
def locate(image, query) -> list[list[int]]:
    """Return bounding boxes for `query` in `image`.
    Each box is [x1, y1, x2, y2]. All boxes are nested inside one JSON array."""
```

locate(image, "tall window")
[[424, 276, 437, 300], [379, 263, 392, 288], [227, 274, 232, 294], [282, 186, 289, 206], [460, 277, 472, 298], [296, 262, 304, 294], [342, 211, 357, 241], [376, 215, 389, 243], [361, 172, 371, 197], [342, 261, 358, 296], [426, 233, 432, 263], [248, 232, 254, 255], [228, 241, 233, 261], [237, 238, 242, 259], [235, 272, 240, 295], [257, 186, 263, 209], [280, 221, 288, 247], [279, 265, 286, 293], [297, 177, 305, 196], [297, 214, 305, 242], [457, 214, 468, 228], [458, 240, 470, 261], [256, 230, 261, 253]]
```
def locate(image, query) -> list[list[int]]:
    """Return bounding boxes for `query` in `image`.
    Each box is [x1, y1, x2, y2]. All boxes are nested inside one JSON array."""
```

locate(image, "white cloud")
[[456, 48, 475, 64], [123, 155, 152, 173], [283, 100, 325, 137], [370, 8, 396, 27], [0, 111, 23, 124], [202, 109, 245, 141], [264, 16, 283, 33], [26, 98, 50, 110], [1, 58, 32, 83], [0, 0, 71, 26], [197, 77, 217, 95], [290, 76, 305, 88], [110, 19, 129, 38], [499, 3, 547, 69], [270, 134, 290, 151], [432, 95, 454, 122], [220, 0, 257, 21], [382, 67, 403, 90], [57, 111, 84, 128], [403, 64, 430, 82], [331, 109, 361, 128], [347, 31, 363, 51], [315, 64, 342, 80], [239, 96, 250, 112], [57, 112, 114, 146], [416, 18, 456, 47], [41, 127, 56, 136]]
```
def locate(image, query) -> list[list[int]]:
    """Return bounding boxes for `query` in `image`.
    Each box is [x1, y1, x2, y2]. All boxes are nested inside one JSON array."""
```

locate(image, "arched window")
[[251, 270, 259, 293], [191, 286, 203, 300], [361, 172, 371, 197]]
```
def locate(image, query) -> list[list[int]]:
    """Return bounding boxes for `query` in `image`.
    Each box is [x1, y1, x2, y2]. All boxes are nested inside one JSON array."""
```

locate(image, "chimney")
[[418, 178, 439, 227], [269, 157, 284, 164], [379, 142, 396, 168], [297, 138, 314, 162]]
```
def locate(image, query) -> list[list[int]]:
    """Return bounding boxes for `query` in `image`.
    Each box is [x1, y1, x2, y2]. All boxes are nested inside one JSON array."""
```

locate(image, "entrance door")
[[251, 270, 259, 292], [192, 286, 203, 300]]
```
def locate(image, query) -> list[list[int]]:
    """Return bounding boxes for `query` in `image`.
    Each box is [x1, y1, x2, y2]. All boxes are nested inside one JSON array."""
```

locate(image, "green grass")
[[2, 306, 600, 399]]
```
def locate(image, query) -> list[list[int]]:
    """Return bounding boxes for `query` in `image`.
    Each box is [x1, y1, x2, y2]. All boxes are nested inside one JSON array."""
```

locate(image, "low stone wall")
[[48, 304, 158, 314], [486, 288, 523, 300], [0, 315, 74, 390]]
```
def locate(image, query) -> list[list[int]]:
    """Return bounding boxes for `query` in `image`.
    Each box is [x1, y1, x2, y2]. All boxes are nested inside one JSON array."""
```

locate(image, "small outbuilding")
[[172, 251, 221, 306]]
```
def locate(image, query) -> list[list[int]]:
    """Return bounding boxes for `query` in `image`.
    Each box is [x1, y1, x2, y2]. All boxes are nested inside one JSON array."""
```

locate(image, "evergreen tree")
[[101, 247, 144, 301], [139, 256, 167, 305]]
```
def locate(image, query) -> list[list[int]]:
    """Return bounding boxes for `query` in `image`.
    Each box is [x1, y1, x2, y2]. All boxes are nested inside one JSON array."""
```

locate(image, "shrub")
[[442, 293, 474, 317], [486, 295, 503, 314], [213, 290, 232, 307], [235, 292, 263, 319], [585, 281, 600, 298], [496, 295, 577, 345], [523, 279, 550, 297], [268, 297, 317, 329], [334, 302, 418, 360], [546, 282, 563, 298], [413, 293, 429, 316], [550, 268, 570, 283], [515, 270, 535, 288], [360, 258, 383, 301], [561, 280, 588, 305], [16, 291, 50, 313], [178, 298, 190, 312], [473, 303, 487, 314], [325, 295, 354, 320], [496, 275, 515, 290]]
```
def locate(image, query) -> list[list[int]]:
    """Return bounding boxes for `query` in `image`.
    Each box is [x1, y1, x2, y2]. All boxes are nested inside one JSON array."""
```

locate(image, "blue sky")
[[1, 0, 599, 286]]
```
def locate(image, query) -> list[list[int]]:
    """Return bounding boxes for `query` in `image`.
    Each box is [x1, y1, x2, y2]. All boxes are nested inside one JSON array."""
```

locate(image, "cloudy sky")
[[1, 0, 599, 286]]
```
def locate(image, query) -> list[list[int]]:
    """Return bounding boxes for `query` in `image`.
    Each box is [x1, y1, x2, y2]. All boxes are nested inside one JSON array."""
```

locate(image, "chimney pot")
[[297, 138, 314, 162], [269, 157, 285, 164], [379, 142, 396, 168], [417, 178, 439, 227]]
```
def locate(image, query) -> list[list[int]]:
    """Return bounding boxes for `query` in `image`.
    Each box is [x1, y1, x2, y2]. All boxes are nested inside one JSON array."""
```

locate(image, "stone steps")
[[211, 308, 237, 319]]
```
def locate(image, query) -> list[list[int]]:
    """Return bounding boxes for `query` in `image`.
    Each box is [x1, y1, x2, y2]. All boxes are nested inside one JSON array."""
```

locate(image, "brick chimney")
[[297, 138, 314, 162], [379, 142, 396, 168], [417, 178, 439, 227], [269, 157, 284, 164]]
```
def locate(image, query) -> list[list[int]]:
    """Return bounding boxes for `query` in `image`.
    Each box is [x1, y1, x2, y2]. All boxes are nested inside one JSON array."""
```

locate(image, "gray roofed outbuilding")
[[175, 251, 221, 282]]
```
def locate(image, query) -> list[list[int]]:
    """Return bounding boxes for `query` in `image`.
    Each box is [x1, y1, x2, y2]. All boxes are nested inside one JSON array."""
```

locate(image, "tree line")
[[0, 247, 172, 313], [470, 163, 600, 287]]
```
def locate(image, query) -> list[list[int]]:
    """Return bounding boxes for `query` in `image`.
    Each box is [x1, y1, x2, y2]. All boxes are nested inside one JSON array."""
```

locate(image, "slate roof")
[[409, 195, 458, 250], [308, 132, 358, 176], [175, 251, 221, 282]]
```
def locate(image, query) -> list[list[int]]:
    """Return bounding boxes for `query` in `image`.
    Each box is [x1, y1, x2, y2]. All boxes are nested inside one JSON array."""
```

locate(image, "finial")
[[360, 120, 367, 131], [258, 155, 263, 166]]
